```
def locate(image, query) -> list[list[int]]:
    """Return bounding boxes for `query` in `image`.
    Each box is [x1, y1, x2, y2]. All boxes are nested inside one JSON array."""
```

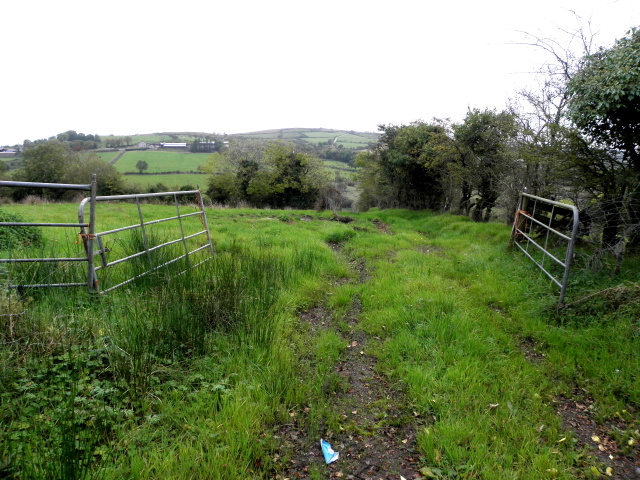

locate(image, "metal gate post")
[[136, 197, 153, 270], [173, 193, 191, 269], [87, 174, 98, 293], [559, 205, 581, 305], [196, 187, 214, 256]]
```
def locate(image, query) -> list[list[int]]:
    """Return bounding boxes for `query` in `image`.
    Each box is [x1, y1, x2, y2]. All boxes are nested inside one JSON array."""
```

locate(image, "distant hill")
[[7, 129, 378, 151], [232, 128, 378, 150], [115, 128, 378, 150]]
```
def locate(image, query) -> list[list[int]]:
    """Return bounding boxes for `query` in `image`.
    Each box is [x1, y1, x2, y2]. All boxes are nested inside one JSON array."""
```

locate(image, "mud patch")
[[275, 254, 421, 479], [276, 298, 422, 479], [556, 388, 640, 479], [372, 220, 393, 235], [299, 306, 334, 333], [519, 336, 546, 364]]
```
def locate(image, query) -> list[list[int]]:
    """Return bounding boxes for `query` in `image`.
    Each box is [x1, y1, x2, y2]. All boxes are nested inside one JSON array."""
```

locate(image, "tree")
[[356, 121, 455, 211], [13, 142, 68, 199], [204, 140, 328, 208], [203, 146, 252, 204], [64, 152, 126, 196], [567, 28, 640, 174], [191, 135, 223, 153], [246, 142, 328, 209], [11, 142, 125, 200], [566, 28, 640, 249], [454, 109, 517, 221], [136, 159, 149, 174]]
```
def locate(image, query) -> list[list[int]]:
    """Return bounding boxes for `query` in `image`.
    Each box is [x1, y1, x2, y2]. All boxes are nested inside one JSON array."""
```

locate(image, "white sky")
[[1, 0, 639, 145]]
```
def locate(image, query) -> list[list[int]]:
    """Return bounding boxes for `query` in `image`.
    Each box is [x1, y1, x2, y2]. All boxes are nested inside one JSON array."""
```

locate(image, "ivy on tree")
[[567, 28, 640, 172]]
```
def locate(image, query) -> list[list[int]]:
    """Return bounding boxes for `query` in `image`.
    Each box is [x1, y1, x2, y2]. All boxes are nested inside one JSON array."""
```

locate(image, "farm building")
[[160, 142, 188, 149], [0, 148, 17, 158]]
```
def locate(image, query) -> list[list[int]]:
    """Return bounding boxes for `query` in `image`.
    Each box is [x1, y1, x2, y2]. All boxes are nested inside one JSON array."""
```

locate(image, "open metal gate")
[[77, 190, 213, 293], [1, 177, 97, 289], [510, 193, 580, 305], [1, 177, 213, 294]]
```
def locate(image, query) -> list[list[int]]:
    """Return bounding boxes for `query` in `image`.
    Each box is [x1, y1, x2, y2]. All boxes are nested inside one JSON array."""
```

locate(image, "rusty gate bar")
[[510, 193, 580, 305], [0, 176, 96, 291], [77, 189, 213, 294]]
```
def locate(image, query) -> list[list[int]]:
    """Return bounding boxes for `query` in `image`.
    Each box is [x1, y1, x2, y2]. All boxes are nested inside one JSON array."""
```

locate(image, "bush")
[[0, 209, 43, 250]]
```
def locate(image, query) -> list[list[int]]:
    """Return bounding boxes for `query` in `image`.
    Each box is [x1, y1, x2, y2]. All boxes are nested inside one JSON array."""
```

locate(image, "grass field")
[[110, 152, 353, 191], [95, 151, 119, 163], [323, 159, 356, 171], [114, 151, 210, 173], [1, 206, 638, 478], [124, 173, 207, 189]]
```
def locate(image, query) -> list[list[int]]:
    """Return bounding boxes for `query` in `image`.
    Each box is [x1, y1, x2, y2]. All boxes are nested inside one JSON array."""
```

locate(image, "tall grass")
[[343, 210, 639, 478], [1, 206, 637, 478], [2, 206, 344, 478]]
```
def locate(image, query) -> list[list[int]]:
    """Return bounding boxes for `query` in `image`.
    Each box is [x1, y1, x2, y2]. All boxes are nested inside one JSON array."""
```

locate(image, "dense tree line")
[[190, 135, 225, 153], [103, 136, 133, 148], [356, 27, 640, 264], [21, 131, 102, 151]]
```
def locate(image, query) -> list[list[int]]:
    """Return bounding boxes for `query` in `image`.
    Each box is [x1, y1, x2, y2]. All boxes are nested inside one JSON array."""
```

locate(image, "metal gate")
[[1, 177, 213, 294], [0, 177, 97, 290], [510, 193, 579, 305], [78, 190, 213, 293]]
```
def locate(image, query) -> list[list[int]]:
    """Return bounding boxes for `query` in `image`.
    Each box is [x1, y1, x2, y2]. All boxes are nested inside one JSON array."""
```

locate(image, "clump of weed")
[[324, 228, 356, 244], [554, 281, 640, 323], [1, 345, 121, 479], [0, 285, 30, 343], [0, 209, 43, 250]]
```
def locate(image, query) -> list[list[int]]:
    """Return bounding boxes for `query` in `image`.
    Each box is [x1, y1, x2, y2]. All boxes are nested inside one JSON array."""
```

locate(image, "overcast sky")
[[1, 0, 639, 145]]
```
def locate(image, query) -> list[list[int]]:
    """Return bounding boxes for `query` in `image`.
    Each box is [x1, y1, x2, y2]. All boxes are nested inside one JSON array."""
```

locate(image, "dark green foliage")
[[10, 142, 125, 200], [0, 209, 43, 250], [566, 28, 640, 249], [135, 159, 148, 174], [55, 130, 101, 151], [1, 346, 121, 479], [315, 144, 357, 165], [206, 141, 329, 208], [454, 109, 517, 222], [567, 28, 640, 172], [190, 135, 224, 153], [356, 122, 454, 211], [13, 142, 68, 199]]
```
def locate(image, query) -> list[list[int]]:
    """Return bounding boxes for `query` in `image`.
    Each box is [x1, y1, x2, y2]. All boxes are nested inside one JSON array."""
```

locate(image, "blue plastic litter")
[[320, 438, 339, 464]]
